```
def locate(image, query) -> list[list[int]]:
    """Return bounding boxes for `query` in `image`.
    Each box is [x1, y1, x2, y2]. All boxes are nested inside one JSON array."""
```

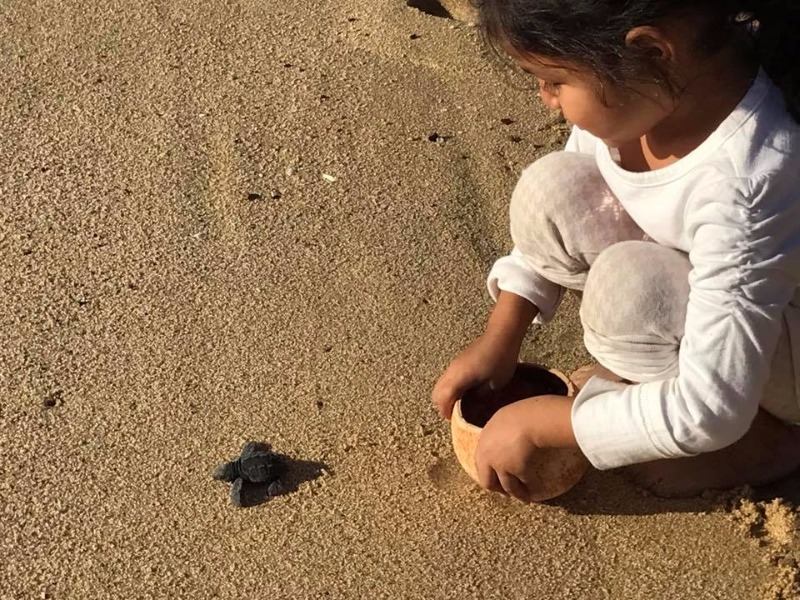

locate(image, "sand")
[[2, 0, 800, 598]]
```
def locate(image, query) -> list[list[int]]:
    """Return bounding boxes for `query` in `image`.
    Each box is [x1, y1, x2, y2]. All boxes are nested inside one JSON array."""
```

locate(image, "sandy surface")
[[3, 1, 800, 598]]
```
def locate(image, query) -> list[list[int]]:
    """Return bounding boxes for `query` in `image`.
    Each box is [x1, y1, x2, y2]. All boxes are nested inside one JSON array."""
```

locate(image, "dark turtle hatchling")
[[214, 441, 286, 507]]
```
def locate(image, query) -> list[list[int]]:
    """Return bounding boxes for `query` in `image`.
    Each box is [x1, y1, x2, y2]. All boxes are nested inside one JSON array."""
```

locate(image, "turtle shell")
[[239, 451, 284, 483]]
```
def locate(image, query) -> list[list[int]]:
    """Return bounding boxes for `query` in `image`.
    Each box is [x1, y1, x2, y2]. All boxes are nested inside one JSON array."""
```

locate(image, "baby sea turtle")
[[213, 441, 286, 507]]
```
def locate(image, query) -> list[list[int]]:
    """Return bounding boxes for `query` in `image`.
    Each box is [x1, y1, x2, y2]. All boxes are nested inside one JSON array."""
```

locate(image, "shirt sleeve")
[[571, 173, 800, 470], [486, 247, 565, 324]]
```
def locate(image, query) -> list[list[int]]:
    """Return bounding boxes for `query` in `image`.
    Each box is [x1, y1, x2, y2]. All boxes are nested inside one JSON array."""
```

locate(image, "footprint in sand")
[[426, 456, 534, 513], [727, 495, 800, 599], [427, 457, 471, 491]]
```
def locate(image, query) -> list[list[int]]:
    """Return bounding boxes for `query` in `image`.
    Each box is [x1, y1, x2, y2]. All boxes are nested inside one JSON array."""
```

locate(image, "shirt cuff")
[[570, 376, 694, 470], [486, 252, 564, 324]]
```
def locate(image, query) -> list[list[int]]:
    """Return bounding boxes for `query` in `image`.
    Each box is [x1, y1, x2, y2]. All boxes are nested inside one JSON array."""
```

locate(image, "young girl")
[[433, 0, 800, 501]]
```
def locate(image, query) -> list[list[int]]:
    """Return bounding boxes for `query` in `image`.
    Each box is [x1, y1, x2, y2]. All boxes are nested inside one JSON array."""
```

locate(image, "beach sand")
[[2, 0, 800, 597]]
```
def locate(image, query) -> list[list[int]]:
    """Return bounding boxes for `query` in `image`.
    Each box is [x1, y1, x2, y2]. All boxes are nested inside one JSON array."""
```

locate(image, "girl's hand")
[[432, 331, 520, 420], [475, 395, 577, 503], [433, 291, 539, 420]]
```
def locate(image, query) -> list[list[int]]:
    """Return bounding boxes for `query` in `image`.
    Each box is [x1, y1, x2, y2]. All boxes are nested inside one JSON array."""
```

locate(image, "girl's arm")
[[487, 247, 564, 324], [571, 174, 800, 470], [484, 290, 540, 346]]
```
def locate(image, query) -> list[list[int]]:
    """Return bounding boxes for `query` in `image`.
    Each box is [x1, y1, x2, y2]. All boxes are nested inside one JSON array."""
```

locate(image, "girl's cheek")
[[559, 94, 599, 131]]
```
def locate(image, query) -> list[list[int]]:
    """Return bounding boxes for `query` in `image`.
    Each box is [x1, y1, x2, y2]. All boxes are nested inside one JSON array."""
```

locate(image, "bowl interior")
[[460, 364, 569, 428]]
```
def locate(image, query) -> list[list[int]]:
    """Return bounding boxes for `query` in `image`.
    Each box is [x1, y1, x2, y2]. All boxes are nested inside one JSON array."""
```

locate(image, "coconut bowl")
[[450, 363, 589, 501]]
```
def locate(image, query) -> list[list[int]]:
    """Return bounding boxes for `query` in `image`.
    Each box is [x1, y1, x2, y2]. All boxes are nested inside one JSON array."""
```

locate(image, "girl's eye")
[[540, 81, 562, 94]]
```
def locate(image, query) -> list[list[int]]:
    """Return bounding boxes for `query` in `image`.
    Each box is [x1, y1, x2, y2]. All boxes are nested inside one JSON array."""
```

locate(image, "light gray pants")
[[510, 152, 800, 423]]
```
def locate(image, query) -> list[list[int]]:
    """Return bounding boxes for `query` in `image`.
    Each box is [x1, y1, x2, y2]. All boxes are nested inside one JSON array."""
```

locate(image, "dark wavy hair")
[[473, 0, 800, 121]]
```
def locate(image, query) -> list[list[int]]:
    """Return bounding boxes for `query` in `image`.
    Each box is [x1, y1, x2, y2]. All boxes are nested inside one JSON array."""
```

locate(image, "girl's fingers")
[[498, 472, 532, 504], [476, 460, 505, 494], [432, 373, 477, 419], [431, 379, 457, 419]]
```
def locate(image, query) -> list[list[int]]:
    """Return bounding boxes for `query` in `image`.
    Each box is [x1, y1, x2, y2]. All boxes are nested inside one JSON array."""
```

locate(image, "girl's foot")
[[619, 410, 800, 498], [569, 365, 800, 498], [568, 363, 627, 390]]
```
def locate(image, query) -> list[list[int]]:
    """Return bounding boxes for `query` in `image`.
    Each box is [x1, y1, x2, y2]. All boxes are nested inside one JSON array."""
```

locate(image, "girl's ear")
[[625, 26, 676, 67]]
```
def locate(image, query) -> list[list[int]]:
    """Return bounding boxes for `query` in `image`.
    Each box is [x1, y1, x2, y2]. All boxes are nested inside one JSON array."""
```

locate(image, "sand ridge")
[[2, 0, 800, 597]]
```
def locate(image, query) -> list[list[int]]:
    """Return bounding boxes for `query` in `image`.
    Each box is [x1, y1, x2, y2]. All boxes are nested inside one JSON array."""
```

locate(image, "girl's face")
[[511, 52, 671, 148]]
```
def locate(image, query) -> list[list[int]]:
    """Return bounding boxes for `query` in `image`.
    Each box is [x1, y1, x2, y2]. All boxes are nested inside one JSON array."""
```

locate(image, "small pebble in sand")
[[247, 192, 262, 201], [42, 390, 63, 408], [322, 173, 338, 183], [427, 132, 445, 143]]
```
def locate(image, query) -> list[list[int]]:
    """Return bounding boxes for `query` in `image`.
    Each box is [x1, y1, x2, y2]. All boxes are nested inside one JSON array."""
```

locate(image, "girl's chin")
[[599, 134, 637, 149], [573, 122, 635, 149], [574, 126, 621, 148]]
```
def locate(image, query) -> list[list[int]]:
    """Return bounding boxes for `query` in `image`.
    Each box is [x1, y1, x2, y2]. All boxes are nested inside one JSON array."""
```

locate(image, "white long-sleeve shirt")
[[487, 68, 800, 469]]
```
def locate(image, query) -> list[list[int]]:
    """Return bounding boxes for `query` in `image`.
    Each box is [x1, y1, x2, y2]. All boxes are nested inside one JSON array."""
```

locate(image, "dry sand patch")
[[2, 0, 799, 598]]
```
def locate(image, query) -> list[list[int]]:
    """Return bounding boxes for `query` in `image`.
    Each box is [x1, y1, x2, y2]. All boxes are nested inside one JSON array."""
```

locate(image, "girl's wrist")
[[523, 395, 578, 448]]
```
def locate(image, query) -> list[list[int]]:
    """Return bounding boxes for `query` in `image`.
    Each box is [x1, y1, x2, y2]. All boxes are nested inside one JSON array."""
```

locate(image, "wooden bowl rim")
[[453, 399, 482, 434], [453, 363, 573, 432]]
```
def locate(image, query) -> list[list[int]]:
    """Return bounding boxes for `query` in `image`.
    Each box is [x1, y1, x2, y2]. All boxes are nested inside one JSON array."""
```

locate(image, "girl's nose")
[[539, 88, 560, 111], [537, 79, 560, 110]]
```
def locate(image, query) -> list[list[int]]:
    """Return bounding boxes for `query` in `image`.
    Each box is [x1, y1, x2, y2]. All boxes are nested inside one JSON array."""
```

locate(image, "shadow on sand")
[[232, 456, 332, 509], [546, 468, 800, 516], [406, 0, 452, 19]]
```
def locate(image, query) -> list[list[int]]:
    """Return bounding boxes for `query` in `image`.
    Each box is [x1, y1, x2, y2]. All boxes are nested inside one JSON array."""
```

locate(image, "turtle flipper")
[[267, 480, 284, 497], [230, 478, 245, 508], [213, 461, 238, 482]]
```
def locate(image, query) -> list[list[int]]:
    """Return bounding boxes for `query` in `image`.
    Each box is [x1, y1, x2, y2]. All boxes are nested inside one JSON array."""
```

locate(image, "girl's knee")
[[580, 242, 691, 381], [510, 152, 603, 241], [583, 242, 691, 325], [506, 152, 645, 293]]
